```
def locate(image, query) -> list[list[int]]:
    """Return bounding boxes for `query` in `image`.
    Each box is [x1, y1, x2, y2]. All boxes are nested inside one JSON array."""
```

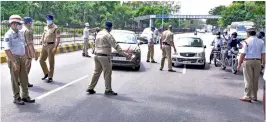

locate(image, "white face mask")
[[17, 25, 22, 30], [47, 20, 53, 25]]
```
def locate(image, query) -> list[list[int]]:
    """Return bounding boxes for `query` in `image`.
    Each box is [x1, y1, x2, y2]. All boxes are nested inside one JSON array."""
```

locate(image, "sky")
[[178, 0, 233, 15]]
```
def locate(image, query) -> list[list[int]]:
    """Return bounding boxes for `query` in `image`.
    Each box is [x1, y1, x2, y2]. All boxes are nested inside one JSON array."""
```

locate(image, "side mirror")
[[204, 45, 206, 48]]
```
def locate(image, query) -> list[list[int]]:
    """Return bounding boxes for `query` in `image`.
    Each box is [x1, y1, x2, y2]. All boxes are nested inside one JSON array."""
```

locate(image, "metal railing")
[[1, 23, 194, 49]]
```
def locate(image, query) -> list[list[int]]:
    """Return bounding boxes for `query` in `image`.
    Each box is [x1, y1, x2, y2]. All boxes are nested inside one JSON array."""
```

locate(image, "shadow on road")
[[103, 94, 139, 103], [29, 86, 49, 93], [173, 63, 211, 70]]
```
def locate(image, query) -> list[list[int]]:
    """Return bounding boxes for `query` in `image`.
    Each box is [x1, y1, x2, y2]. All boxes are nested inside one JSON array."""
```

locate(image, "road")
[[1, 33, 264, 122]]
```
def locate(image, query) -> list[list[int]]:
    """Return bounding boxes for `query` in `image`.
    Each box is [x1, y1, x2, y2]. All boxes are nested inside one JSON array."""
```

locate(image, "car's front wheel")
[[133, 65, 140, 71]]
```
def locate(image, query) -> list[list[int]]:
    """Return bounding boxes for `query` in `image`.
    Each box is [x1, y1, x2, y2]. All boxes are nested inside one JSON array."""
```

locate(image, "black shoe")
[[104, 90, 118, 95], [82, 53, 85, 56], [168, 69, 176, 72], [86, 89, 96, 94], [151, 61, 157, 63], [41, 74, 48, 80], [85, 55, 91, 57], [159, 68, 163, 71], [13, 98, 25, 105], [22, 97, 35, 103], [146, 60, 150, 62], [28, 83, 33, 87], [47, 78, 53, 83], [18, 82, 20, 86]]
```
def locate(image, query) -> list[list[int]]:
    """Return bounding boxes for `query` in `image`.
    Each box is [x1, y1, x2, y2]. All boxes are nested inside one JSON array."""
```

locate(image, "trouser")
[[147, 45, 154, 61], [243, 60, 261, 99], [26, 59, 32, 75], [83, 38, 89, 55], [160, 45, 172, 70], [8, 55, 29, 99], [89, 55, 112, 91], [40, 44, 55, 78]]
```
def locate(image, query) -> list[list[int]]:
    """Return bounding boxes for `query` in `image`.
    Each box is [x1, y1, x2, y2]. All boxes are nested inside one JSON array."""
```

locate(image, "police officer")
[[86, 21, 131, 95], [159, 25, 177, 72], [237, 27, 265, 102], [209, 32, 223, 64], [82, 22, 91, 57], [257, 31, 265, 40], [4, 15, 35, 105], [40, 14, 60, 83], [146, 27, 157, 63], [22, 17, 38, 87]]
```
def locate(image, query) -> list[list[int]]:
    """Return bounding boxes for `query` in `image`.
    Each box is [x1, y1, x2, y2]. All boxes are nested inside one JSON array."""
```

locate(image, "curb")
[[0, 42, 93, 64]]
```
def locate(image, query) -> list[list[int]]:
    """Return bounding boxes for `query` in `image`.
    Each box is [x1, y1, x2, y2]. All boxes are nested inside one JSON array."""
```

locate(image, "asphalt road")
[[1, 33, 264, 122]]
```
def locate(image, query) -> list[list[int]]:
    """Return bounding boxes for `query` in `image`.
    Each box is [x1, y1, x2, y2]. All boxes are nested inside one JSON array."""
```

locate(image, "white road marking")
[[182, 64, 186, 74], [36, 75, 89, 100]]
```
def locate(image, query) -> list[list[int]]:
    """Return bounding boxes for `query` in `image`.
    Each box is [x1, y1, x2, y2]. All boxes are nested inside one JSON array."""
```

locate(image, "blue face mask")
[[47, 20, 52, 25]]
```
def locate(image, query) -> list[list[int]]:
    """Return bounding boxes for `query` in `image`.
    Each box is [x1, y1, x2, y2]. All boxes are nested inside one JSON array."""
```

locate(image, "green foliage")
[[206, 5, 226, 26]]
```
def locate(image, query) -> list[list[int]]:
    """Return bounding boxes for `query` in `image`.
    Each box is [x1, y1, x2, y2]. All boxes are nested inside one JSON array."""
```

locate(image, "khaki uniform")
[[147, 31, 155, 61], [3, 29, 30, 99], [160, 30, 174, 70], [241, 36, 265, 99], [88, 29, 125, 91], [23, 26, 34, 74], [40, 24, 60, 78]]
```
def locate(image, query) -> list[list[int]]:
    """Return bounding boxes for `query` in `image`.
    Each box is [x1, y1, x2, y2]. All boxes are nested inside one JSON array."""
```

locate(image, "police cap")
[[24, 17, 33, 23], [105, 21, 113, 28], [46, 14, 54, 20]]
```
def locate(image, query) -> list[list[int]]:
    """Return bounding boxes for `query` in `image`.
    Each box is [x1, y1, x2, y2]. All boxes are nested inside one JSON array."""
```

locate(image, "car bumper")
[[171, 56, 205, 65], [111, 54, 141, 67]]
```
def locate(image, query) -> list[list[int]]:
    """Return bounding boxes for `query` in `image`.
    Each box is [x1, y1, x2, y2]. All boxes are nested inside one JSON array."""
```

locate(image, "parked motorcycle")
[[220, 47, 239, 74]]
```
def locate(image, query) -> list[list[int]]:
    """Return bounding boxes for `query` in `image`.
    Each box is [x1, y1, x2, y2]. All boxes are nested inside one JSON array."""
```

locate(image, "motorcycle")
[[220, 47, 239, 74], [212, 48, 222, 67]]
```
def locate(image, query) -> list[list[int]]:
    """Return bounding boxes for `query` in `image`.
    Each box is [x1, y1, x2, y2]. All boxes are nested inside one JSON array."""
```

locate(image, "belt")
[[162, 42, 170, 45], [244, 58, 261, 61], [95, 53, 108, 56], [45, 42, 55, 45]]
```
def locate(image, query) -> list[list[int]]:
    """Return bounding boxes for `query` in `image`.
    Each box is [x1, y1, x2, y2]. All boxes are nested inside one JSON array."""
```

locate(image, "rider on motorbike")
[[222, 32, 242, 60], [209, 31, 223, 64]]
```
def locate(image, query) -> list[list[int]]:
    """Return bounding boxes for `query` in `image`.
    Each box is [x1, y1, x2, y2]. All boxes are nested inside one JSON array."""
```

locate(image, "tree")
[[206, 5, 226, 26]]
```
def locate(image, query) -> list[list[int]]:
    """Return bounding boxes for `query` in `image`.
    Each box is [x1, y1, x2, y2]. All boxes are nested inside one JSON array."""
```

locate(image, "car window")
[[175, 38, 204, 47], [237, 25, 246, 31], [111, 32, 137, 44]]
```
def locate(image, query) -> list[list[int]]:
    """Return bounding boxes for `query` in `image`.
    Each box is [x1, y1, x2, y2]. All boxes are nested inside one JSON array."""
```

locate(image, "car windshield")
[[176, 37, 204, 47], [237, 25, 246, 31], [111, 32, 137, 44]]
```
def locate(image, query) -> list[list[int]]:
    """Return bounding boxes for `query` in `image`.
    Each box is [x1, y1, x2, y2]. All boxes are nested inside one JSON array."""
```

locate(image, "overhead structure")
[[133, 14, 222, 28]]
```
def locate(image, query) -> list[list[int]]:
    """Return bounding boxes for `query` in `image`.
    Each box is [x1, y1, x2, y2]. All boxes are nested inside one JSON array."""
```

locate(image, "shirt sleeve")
[[261, 43, 266, 53], [241, 41, 248, 54], [55, 28, 60, 38], [3, 34, 11, 50]]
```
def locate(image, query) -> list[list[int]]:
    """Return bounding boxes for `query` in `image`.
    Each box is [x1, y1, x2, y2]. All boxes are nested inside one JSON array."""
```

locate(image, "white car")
[[140, 27, 159, 44], [172, 37, 206, 69]]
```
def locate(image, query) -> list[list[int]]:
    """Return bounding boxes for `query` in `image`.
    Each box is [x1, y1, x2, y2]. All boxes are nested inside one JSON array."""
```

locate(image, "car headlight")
[[197, 53, 204, 57]]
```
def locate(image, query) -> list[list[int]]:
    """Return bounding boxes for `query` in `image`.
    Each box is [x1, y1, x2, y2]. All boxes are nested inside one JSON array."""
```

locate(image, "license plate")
[[113, 56, 126, 61], [183, 61, 191, 64]]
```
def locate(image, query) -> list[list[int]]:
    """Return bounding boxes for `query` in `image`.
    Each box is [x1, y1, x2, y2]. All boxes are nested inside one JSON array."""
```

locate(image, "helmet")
[[151, 27, 155, 31], [23, 17, 33, 24], [216, 32, 221, 35], [9, 15, 23, 24], [232, 32, 237, 36], [85, 22, 89, 27], [257, 31, 265, 38]]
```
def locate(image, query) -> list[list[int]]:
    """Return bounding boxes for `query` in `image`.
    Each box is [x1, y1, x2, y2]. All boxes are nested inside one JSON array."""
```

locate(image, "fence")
[[0, 23, 194, 49]]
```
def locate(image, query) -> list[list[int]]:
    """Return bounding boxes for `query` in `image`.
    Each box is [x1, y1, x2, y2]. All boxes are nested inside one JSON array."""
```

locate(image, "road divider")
[[0, 42, 93, 63]]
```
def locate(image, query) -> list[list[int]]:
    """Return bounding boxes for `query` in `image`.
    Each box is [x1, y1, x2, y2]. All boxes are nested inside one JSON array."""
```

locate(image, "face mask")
[[47, 20, 53, 25], [17, 25, 22, 30]]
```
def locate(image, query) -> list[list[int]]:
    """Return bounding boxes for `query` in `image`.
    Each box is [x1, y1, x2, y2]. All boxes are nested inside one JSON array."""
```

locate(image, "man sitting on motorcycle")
[[223, 32, 242, 60], [209, 32, 223, 64]]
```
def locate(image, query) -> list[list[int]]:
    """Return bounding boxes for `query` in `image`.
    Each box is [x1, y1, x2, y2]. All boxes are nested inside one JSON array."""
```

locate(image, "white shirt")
[[147, 31, 154, 45], [241, 36, 265, 59], [83, 28, 89, 39], [213, 37, 223, 48], [3, 28, 26, 56]]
